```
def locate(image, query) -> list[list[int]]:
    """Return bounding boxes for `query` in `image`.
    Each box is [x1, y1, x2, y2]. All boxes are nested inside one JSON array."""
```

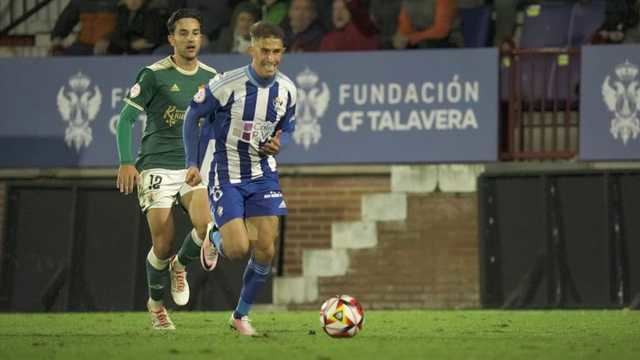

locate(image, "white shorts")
[[137, 168, 206, 212]]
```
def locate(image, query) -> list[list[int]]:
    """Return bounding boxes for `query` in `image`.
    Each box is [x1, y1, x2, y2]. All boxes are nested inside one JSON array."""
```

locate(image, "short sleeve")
[[124, 68, 156, 111]]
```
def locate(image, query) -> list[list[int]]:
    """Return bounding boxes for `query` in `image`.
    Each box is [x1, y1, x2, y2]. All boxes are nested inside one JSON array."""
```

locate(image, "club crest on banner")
[[293, 68, 330, 150], [57, 71, 102, 151], [602, 60, 640, 145]]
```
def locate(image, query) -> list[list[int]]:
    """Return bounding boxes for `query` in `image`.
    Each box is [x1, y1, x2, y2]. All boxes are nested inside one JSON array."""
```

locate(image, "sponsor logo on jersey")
[[263, 191, 283, 199], [239, 121, 277, 147], [163, 105, 186, 127], [170, 83, 180, 92], [57, 71, 102, 151]]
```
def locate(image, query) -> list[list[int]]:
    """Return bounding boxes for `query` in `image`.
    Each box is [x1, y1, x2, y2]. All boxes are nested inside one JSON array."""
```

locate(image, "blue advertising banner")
[[0, 49, 498, 168], [581, 45, 640, 160], [0, 54, 245, 168]]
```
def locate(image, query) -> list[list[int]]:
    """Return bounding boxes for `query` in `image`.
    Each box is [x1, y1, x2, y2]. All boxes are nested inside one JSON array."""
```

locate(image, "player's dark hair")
[[249, 21, 285, 42], [166, 8, 203, 34]]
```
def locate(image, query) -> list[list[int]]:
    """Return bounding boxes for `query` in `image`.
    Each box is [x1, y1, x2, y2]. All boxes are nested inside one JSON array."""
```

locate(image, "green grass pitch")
[[1, 310, 639, 359]]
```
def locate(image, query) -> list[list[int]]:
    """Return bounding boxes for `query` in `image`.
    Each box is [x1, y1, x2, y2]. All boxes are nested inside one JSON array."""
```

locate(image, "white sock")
[[147, 249, 170, 271], [148, 298, 163, 310], [191, 228, 204, 246]]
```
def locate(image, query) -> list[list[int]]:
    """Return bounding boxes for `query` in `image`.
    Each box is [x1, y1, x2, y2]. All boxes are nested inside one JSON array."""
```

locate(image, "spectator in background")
[[210, 1, 261, 53], [281, 0, 325, 52], [107, 0, 163, 54], [393, 0, 463, 49], [370, 0, 403, 49], [457, 0, 484, 7], [493, 0, 523, 46], [147, 0, 183, 24], [595, 0, 639, 44], [320, 0, 379, 51], [315, 0, 335, 30], [150, 0, 233, 53], [493, 0, 574, 47], [49, 0, 118, 55], [186, 0, 234, 47], [624, 1, 640, 43], [258, 0, 290, 25]]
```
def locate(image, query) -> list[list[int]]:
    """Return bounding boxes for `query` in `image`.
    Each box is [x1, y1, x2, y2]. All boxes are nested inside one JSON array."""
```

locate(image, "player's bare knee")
[[254, 245, 275, 263], [264, 223, 279, 239], [190, 210, 210, 237], [225, 241, 250, 259], [150, 233, 173, 258], [151, 243, 172, 260]]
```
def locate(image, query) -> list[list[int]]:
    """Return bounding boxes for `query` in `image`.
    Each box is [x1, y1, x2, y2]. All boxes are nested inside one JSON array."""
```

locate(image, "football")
[[319, 295, 365, 338]]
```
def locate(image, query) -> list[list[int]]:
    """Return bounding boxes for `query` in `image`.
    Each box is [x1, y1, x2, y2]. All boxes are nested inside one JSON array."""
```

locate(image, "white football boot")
[[169, 256, 189, 306], [147, 300, 175, 330]]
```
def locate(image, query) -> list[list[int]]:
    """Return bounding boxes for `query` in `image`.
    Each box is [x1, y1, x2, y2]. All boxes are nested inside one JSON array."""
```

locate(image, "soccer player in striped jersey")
[[183, 21, 296, 336], [115, 8, 220, 330]]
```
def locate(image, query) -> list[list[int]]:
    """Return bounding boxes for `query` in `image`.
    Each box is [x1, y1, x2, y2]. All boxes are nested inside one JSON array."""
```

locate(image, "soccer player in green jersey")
[[115, 8, 219, 330]]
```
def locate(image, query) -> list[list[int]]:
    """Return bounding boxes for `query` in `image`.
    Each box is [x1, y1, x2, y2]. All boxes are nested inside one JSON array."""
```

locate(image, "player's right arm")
[[116, 69, 156, 194], [183, 81, 219, 186], [116, 104, 142, 194]]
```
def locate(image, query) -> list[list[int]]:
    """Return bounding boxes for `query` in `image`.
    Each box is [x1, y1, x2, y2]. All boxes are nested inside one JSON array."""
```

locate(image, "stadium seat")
[[520, 0, 606, 48], [459, 5, 492, 48], [568, 0, 606, 46], [520, 1, 574, 48]]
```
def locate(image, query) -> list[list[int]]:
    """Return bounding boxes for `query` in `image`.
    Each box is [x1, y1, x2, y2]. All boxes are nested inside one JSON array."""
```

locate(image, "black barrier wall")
[[478, 170, 640, 309], [0, 180, 276, 312]]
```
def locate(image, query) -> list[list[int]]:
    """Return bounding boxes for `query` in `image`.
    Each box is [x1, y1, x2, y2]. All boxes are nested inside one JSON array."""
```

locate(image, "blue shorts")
[[208, 177, 288, 227]]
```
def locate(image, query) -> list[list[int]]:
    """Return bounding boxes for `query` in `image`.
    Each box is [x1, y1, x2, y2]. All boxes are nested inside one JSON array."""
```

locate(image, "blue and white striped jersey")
[[184, 65, 297, 186]]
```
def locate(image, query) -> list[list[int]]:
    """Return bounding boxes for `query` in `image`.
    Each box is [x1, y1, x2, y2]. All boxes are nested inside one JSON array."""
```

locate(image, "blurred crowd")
[[48, 0, 640, 56]]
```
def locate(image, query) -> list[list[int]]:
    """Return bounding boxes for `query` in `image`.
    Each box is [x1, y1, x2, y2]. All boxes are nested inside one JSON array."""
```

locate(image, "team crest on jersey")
[[293, 68, 330, 150], [193, 86, 206, 103], [56, 71, 102, 151], [273, 96, 286, 114], [602, 60, 640, 145]]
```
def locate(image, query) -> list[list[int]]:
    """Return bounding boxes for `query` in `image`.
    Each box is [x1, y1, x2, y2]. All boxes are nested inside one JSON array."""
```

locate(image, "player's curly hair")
[[167, 8, 203, 34], [250, 21, 285, 42]]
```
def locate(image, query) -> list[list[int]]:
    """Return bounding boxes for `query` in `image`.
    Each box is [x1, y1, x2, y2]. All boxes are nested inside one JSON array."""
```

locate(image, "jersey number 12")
[[149, 174, 162, 190]]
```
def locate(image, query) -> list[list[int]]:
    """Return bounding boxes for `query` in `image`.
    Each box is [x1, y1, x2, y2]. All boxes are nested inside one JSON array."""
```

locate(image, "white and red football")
[[319, 295, 365, 338]]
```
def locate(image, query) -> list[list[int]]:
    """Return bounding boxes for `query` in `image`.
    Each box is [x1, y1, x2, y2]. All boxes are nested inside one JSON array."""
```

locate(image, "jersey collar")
[[246, 65, 276, 88], [169, 56, 199, 76]]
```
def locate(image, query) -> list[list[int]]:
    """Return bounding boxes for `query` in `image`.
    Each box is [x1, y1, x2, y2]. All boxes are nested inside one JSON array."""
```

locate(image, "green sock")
[[146, 250, 169, 301], [177, 229, 202, 267]]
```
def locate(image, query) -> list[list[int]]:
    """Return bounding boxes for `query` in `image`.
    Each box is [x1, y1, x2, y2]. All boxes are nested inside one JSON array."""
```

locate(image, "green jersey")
[[124, 56, 216, 171]]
